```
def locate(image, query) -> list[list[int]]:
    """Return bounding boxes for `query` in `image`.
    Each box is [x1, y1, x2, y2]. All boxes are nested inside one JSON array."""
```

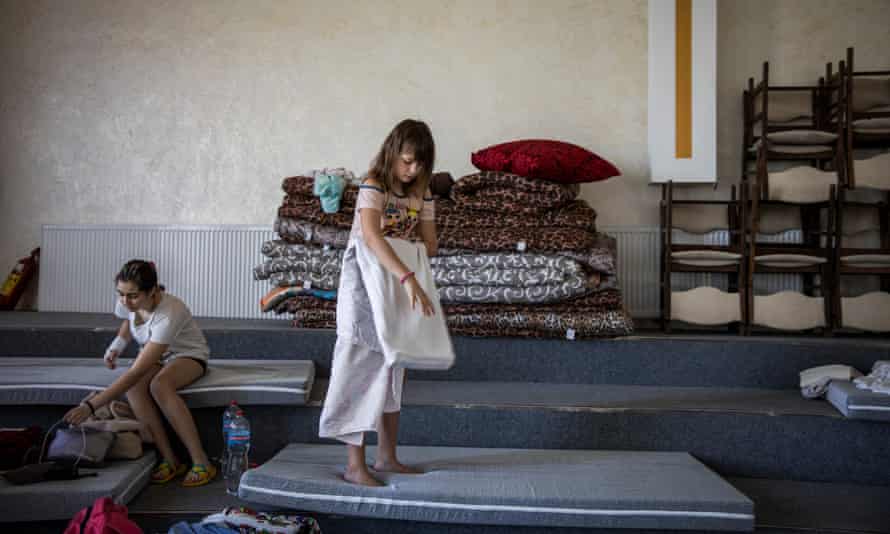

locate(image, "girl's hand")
[[404, 277, 434, 316], [104, 351, 119, 370], [63, 404, 92, 426]]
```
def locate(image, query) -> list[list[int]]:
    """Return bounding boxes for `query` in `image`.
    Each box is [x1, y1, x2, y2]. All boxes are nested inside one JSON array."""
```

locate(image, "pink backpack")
[[64, 497, 143, 534]]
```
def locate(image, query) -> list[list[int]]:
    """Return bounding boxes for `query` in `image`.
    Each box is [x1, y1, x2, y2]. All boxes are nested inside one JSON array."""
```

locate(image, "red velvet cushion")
[[471, 139, 620, 184]]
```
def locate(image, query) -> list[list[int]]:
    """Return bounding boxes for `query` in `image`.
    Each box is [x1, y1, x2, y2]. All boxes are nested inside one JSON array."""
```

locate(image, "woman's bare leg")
[[126, 364, 178, 465], [149, 358, 209, 471]]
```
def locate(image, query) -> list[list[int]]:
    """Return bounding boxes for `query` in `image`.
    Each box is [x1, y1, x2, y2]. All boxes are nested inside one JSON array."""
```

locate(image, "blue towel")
[[313, 173, 347, 213]]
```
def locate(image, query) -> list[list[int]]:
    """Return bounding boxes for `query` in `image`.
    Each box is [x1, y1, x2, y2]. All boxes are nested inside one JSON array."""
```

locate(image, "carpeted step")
[[5, 381, 889, 486], [117, 475, 890, 534], [2, 312, 889, 389], [0, 451, 156, 523]]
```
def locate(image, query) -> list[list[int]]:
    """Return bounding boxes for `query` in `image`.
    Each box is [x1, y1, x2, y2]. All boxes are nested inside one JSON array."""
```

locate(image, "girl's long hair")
[[367, 119, 435, 198]]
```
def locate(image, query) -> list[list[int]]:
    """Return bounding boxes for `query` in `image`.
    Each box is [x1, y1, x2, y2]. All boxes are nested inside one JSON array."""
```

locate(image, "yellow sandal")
[[181, 463, 217, 488], [151, 461, 187, 484]]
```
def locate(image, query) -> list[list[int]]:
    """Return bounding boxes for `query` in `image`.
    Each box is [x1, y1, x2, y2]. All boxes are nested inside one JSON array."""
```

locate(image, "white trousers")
[[318, 243, 405, 446], [318, 338, 405, 446]]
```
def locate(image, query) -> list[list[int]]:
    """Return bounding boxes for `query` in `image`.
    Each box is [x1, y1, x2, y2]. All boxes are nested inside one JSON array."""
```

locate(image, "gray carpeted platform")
[[0, 450, 156, 522], [238, 444, 755, 531], [0, 357, 314, 406], [311, 379, 840, 417], [123, 473, 890, 534], [3, 311, 889, 389]]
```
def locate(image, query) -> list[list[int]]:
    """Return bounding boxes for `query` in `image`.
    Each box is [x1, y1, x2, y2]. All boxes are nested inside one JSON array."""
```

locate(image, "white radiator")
[[39, 224, 803, 319], [39, 225, 277, 320]]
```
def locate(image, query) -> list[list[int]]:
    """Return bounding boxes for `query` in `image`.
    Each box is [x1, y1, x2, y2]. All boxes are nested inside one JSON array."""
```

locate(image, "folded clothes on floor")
[[195, 506, 322, 534], [854, 361, 890, 395], [799, 364, 863, 399]]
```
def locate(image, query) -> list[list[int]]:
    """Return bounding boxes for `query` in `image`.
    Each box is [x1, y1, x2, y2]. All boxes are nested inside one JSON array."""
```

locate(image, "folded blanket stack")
[[428, 171, 632, 338], [259, 169, 633, 338], [254, 169, 356, 316]]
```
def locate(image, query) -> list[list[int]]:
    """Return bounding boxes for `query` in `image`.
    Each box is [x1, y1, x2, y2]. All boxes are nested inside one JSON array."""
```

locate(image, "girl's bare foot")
[[373, 459, 423, 474], [344, 466, 384, 487]]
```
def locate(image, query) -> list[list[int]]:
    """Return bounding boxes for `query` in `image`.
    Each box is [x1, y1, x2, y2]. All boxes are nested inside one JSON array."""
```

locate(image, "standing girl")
[[63, 260, 217, 487], [319, 119, 444, 486]]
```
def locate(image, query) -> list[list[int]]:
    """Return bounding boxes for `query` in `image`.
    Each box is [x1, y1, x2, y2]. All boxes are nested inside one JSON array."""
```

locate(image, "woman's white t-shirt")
[[114, 293, 210, 362]]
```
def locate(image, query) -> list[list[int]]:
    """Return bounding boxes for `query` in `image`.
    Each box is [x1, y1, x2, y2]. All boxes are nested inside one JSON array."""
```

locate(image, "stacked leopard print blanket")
[[258, 171, 633, 338]]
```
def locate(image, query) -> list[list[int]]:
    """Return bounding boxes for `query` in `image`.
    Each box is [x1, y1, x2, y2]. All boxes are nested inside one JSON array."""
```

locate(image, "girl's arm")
[[359, 179, 434, 315], [65, 341, 168, 424], [418, 188, 437, 257], [116, 319, 132, 342], [104, 319, 132, 369], [417, 220, 438, 258], [360, 206, 413, 278]]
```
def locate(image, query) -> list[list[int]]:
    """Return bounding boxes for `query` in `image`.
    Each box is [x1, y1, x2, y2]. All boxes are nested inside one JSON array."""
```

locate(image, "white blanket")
[[854, 361, 890, 395], [799, 364, 862, 398], [353, 237, 454, 370]]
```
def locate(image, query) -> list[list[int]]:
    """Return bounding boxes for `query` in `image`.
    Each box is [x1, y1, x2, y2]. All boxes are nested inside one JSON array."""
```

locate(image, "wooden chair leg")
[[739, 273, 748, 336], [663, 281, 672, 334], [822, 267, 833, 337], [745, 271, 754, 336], [662, 260, 672, 334]]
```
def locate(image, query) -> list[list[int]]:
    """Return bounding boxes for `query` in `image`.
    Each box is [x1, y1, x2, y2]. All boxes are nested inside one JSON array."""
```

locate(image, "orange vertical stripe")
[[675, 0, 692, 158]]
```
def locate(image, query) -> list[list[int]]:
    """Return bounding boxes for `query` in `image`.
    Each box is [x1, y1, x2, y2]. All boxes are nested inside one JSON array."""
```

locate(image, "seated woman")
[[64, 259, 216, 487]]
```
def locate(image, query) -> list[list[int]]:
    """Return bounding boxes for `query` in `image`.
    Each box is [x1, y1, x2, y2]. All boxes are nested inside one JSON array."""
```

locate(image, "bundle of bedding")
[[284, 291, 630, 338], [257, 159, 632, 338]]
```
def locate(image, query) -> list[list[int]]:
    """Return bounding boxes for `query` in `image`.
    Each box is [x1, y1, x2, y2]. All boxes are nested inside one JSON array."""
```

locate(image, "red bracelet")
[[399, 272, 415, 285]]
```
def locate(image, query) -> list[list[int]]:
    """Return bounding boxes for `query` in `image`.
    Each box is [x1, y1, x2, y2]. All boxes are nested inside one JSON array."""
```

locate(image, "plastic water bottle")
[[220, 401, 240, 474], [224, 409, 251, 495]]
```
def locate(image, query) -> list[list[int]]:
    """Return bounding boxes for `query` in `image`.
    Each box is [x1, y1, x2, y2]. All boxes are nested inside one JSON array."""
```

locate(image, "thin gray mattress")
[[239, 444, 755, 531], [0, 450, 156, 522], [0, 358, 314, 407], [827, 379, 890, 421]]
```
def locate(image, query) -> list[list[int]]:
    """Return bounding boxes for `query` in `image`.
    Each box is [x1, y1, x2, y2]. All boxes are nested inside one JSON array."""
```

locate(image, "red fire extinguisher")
[[0, 248, 40, 311]]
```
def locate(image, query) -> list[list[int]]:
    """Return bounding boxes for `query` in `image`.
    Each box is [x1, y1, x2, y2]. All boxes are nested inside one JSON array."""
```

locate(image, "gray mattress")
[[239, 444, 755, 531], [827, 379, 890, 421], [0, 358, 314, 407], [0, 450, 156, 522]]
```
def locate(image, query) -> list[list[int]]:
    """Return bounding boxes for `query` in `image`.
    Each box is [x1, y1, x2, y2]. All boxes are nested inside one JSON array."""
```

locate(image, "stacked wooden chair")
[[741, 62, 843, 334], [660, 50, 888, 336], [742, 62, 844, 200], [745, 174, 836, 335], [842, 47, 890, 167], [660, 181, 746, 333], [830, 47, 890, 332], [659, 178, 838, 335]]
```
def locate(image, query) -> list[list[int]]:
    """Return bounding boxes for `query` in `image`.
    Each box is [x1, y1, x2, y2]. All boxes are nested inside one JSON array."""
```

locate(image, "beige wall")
[[1, 0, 889, 307]]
